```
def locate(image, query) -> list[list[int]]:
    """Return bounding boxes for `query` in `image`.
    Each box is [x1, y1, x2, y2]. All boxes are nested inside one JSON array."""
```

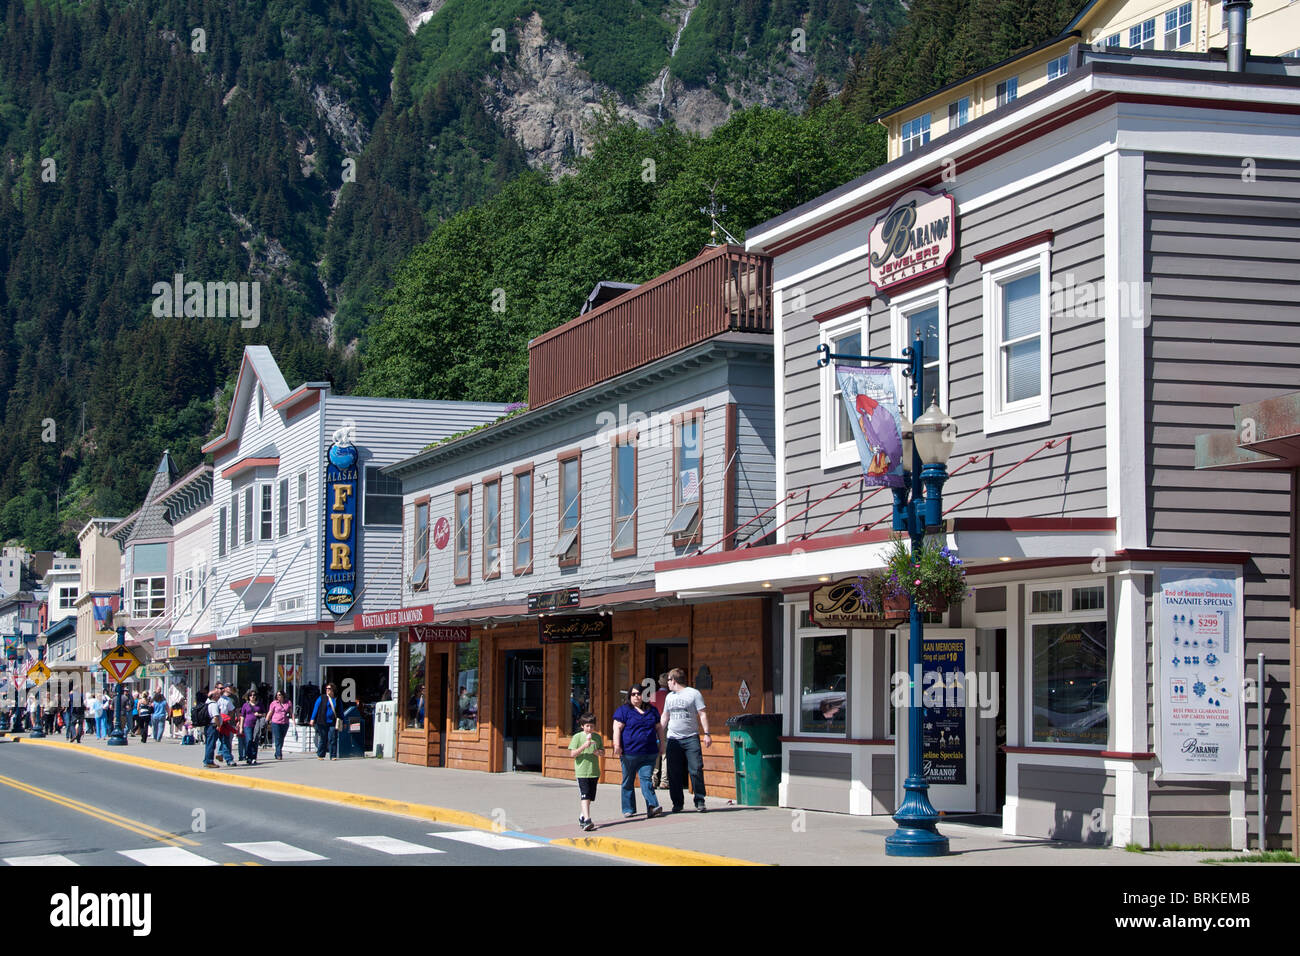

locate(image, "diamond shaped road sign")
[[27, 660, 51, 687], [100, 647, 143, 683]]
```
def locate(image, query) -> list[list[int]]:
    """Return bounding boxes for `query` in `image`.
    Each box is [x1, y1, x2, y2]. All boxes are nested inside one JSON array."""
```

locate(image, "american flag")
[[680, 469, 699, 503]]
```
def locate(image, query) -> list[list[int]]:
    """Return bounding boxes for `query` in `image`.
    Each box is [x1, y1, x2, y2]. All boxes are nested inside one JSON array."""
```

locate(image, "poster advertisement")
[[921, 638, 966, 785], [1157, 568, 1242, 776], [835, 366, 904, 488]]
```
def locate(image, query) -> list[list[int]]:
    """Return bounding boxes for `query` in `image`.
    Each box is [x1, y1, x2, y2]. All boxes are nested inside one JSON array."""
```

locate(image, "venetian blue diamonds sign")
[[323, 436, 359, 617]]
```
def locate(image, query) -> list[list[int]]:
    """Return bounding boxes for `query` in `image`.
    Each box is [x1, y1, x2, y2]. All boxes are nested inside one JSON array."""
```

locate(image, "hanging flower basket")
[[847, 571, 910, 626], [885, 534, 969, 613]]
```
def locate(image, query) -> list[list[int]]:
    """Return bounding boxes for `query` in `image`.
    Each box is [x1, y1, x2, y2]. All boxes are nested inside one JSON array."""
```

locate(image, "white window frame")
[[1046, 54, 1069, 80], [1129, 18, 1155, 49], [996, 76, 1018, 106], [900, 113, 931, 155], [1164, 2, 1192, 48], [296, 470, 308, 532], [947, 97, 969, 130], [981, 242, 1052, 434], [1025, 578, 1110, 749], [819, 309, 871, 470], [794, 618, 850, 739], [889, 280, 949, 414], [132, 576, 166, 619]]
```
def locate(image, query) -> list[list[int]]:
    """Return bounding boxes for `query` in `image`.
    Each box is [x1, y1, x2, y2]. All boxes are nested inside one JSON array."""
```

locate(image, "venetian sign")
[[323, 436, 360, 616], [868, 188, 956, 292], [538, 614, 612, 644], [410, 624, 471, 643], [809, 578, 908, 628]]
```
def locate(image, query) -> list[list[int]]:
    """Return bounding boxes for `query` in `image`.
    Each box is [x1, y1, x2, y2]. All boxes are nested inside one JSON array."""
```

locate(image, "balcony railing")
[[528, 244, 773, 409]]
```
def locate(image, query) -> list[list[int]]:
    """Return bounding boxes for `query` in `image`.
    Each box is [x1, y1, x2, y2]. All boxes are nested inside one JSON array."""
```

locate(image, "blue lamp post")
[[816, 331, 957, 857], [107, 612, 129, 747]]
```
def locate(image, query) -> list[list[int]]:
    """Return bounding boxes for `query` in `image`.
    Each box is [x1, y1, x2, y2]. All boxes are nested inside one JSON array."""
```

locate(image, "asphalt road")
[[0, 742, 622, 866]]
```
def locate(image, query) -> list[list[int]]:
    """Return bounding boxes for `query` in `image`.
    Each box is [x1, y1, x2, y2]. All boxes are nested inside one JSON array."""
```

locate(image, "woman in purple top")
[[612, 685, 665, 819], [239, 690, 265, 765]]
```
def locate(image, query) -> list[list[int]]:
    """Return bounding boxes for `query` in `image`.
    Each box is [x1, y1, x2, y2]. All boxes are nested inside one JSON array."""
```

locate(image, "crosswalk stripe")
[[337, 836, 444, 856], [226, 841, 327, 862], [119, 847, 217, 866], [5, 854, 78, 866], [428, 831, 542, 851]]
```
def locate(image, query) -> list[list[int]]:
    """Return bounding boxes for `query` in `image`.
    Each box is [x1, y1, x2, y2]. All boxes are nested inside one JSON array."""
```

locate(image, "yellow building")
[[881, 0, 1300, 160]]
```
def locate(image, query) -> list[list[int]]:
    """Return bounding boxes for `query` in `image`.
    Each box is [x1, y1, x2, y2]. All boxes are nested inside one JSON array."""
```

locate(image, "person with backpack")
[[310, 683, 342, 760]]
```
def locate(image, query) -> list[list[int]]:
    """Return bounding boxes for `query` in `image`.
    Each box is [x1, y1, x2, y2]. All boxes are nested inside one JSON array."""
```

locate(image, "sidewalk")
[[4, 729, 1215, 866]]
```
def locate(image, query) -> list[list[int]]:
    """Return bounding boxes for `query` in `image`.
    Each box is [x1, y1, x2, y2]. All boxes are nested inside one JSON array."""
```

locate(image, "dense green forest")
[[0, 0, 1079, 554]]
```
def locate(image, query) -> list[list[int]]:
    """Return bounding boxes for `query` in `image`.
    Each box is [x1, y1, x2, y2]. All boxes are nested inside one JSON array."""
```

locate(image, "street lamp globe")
[[912, 399, 957, 466], [897, 403, 914, 470]]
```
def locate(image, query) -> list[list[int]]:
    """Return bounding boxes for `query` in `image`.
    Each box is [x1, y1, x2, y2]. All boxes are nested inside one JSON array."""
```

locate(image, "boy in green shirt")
[[568, 712, 604, 831]]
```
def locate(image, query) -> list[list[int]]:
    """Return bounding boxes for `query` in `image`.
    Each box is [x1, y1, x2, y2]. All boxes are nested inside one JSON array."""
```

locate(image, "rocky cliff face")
[[476, 11, 817, 174], [391, 0, 445, 33]]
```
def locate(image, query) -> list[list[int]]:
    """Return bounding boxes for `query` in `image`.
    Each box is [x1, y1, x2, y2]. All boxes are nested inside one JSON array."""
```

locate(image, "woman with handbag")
[[240, 690, 264, 765], [310, 683, 341, 760]]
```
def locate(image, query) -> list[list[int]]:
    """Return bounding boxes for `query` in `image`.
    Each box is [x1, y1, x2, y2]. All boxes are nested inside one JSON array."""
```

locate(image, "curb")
[[13, 737, 765, 867]]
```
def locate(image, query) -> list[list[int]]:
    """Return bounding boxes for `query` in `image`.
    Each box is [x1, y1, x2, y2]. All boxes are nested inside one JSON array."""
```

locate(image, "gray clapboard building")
[[382, 244, 778, 797], [657, 42, 1299, 848]]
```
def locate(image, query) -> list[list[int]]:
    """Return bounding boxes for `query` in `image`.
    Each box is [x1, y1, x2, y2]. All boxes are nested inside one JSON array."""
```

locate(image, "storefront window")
[[569, 643, 591, 733], [799, 633, 847, 735], [455, 639, 479, 731], [1030, 582, 1109, 746], [406, 641, 426, 730]]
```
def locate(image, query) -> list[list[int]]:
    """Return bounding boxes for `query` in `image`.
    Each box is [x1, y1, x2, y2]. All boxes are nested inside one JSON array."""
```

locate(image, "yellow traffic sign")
[[28, 661, 51, 687], [100, 648, 142, 683]]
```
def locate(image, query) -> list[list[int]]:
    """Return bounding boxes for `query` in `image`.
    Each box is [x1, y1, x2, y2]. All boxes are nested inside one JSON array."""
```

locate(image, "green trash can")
[[727, 713, 783, 806]]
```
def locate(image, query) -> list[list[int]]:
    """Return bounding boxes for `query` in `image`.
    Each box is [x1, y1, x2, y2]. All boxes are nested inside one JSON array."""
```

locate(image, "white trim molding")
[[981, 241, 1053, 435]]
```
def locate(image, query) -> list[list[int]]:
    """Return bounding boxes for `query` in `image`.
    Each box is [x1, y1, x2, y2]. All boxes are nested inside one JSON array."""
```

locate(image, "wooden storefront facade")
[[394, 598, 772, 799]]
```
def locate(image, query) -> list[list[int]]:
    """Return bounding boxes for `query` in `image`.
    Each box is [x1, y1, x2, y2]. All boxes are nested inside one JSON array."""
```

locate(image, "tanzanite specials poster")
[[1157, 569, 1243, 776]]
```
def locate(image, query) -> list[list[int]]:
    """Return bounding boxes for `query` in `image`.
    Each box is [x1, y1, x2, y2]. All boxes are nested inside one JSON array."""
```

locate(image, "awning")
[[1196, 390, 1300, 472]]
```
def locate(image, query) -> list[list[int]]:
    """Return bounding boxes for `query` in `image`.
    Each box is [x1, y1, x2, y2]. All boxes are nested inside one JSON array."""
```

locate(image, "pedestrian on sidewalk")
[[199, 687, 221, 768], [652, 672, 670, 788], [135, 691, 150, 743], [69, 685, 84, 743], [310, 682, 342, 760], [215, 685, 237, 766], [151, 692, 167, 741], [267, 691, 292, 760], [170, 698, 185, 738], [660, 668, 712, 813], [568, 712, 604, 831], [613, 685, 664, 819], [44, 697, 57, 735], [240, 690, 264, 765]]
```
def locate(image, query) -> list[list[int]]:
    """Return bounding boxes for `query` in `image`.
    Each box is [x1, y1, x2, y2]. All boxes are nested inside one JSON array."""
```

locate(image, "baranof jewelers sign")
[[868, 187, 956, 291], [1156, 568, 1243, 776]]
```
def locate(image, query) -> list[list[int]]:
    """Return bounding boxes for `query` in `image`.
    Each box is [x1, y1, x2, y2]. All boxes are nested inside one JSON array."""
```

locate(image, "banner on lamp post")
[[835, 366, 905, 488]]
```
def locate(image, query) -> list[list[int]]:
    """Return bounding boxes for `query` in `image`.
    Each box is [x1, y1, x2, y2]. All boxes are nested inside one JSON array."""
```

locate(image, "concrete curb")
[[13, 737, 765, 867]]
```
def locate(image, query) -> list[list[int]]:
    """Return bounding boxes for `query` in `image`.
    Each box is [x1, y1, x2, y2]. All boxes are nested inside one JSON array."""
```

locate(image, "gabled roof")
[[201, 346, 329, 456]]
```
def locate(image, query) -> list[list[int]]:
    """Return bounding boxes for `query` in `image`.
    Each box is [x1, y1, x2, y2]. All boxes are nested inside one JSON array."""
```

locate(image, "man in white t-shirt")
[[658, 668, 712, 812]]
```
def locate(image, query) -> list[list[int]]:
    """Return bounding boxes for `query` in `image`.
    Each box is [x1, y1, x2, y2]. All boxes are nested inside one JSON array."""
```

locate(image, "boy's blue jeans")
[[619, 752, 661, 815]]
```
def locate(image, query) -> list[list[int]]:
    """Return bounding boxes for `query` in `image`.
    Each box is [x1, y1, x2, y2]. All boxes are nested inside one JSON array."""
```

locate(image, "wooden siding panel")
[[1145, 152, 1299, 848], [781, 161, 1107, 540]]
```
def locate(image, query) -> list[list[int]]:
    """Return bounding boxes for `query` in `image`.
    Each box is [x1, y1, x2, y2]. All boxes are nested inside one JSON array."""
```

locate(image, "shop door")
[[504, 650, 543, 772], [975, 628, 1008, 816], [322, 665, 390, 751], [434, 653, 449, 767]]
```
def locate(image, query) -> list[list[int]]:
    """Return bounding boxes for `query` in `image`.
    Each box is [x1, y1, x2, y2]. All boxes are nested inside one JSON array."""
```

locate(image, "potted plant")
[[848, 570, 910, 623], [885, 534, 969, 613]]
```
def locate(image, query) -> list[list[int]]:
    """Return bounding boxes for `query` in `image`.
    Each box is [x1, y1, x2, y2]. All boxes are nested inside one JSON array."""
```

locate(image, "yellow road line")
[[13, 738, 769, 866], [549, 836, 766, 866], [0, 773, 199, 848]]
